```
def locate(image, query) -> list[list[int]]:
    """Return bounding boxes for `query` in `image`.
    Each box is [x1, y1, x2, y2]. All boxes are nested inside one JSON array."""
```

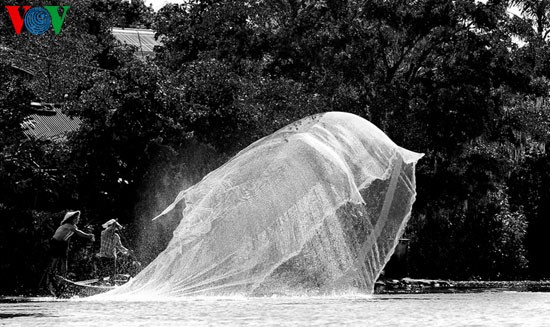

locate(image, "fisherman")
[[96, 219, 129, 282], [45, 210, 95, 295]]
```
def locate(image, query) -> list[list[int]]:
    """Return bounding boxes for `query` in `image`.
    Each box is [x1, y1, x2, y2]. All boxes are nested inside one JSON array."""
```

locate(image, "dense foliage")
[[1, 0, 550, 295]]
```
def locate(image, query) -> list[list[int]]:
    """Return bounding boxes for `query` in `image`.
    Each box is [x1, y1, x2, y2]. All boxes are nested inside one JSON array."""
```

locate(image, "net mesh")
[[106, 112, 423, 297]]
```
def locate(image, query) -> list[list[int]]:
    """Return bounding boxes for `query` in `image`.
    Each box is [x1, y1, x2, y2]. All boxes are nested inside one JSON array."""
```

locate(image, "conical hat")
[[60, 210, 80, 225], [102, 218, 122, 229]]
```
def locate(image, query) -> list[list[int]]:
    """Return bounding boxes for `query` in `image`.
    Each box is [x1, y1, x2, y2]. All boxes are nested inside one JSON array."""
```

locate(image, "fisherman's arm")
[[74, 227, 95, 242], [115, 234, 129, 254]]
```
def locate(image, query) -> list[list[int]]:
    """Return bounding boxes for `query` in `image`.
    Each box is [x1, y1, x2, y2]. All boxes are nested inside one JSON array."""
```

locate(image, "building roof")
[[112, 28, 160, 58], [21, 103, 81, 140]]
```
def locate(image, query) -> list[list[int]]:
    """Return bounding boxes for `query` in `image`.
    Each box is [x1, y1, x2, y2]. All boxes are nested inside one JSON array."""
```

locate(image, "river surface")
[[1, 291, 549, 326]]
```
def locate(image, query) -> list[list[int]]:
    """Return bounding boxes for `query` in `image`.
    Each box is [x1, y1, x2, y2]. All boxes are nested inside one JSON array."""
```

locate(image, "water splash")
[[102, 112, 423, 297]]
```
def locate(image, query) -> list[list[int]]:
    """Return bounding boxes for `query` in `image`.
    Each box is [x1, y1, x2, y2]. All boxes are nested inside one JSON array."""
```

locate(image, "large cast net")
[[106, 112, 423, 297]]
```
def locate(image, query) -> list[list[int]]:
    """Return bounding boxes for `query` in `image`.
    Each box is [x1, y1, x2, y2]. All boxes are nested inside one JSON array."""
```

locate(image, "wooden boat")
[[49, 253, 141, 298], [53, 275, 127, 298]]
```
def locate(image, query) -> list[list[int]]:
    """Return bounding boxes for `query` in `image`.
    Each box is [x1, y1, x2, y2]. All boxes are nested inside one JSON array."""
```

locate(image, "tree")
[[0, 0, 156, 294], [152, 0, 533, 279]]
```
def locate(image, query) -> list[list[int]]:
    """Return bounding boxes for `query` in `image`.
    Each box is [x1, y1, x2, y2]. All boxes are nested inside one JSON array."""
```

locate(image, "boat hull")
[[53, 276, 115, 297]]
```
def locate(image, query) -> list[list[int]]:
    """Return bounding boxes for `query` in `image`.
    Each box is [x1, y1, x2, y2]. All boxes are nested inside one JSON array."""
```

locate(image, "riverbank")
[[2, 278, 550, 298], [375, 278, 550, 294]]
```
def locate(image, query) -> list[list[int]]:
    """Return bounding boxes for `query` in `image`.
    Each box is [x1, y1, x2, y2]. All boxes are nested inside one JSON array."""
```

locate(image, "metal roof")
[[112, 28, 160, 58], [21, 106, 81, 141]]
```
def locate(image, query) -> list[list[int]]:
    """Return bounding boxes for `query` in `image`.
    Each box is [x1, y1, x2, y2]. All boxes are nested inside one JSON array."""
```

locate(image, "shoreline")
[[2, 279, 550, 299], [375, 278, 550, 294]]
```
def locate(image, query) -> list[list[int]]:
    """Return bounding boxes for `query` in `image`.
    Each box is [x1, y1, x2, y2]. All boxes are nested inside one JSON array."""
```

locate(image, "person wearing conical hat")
[[45, 210, 95, 295], [96, 219, 129, 281]]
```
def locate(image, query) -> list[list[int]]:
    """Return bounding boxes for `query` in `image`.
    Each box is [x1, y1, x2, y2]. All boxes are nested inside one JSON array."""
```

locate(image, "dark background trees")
[[1, 0, 550, 295]]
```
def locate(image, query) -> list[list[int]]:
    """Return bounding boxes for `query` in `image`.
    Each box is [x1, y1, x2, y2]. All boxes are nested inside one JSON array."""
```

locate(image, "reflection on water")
[[1, 292, 549, 326], [0, 313, 46, 319]]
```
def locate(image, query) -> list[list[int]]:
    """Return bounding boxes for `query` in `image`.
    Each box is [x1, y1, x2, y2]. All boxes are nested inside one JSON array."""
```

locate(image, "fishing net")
[[107, 112, 423, 296]]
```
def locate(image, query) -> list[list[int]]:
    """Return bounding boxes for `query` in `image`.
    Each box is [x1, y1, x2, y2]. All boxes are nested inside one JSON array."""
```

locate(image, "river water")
[[1, 291, 549, 326]]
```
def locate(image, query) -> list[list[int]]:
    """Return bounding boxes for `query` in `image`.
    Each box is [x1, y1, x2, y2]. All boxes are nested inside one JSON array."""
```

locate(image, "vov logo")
[[5, 6, 70, 35]]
